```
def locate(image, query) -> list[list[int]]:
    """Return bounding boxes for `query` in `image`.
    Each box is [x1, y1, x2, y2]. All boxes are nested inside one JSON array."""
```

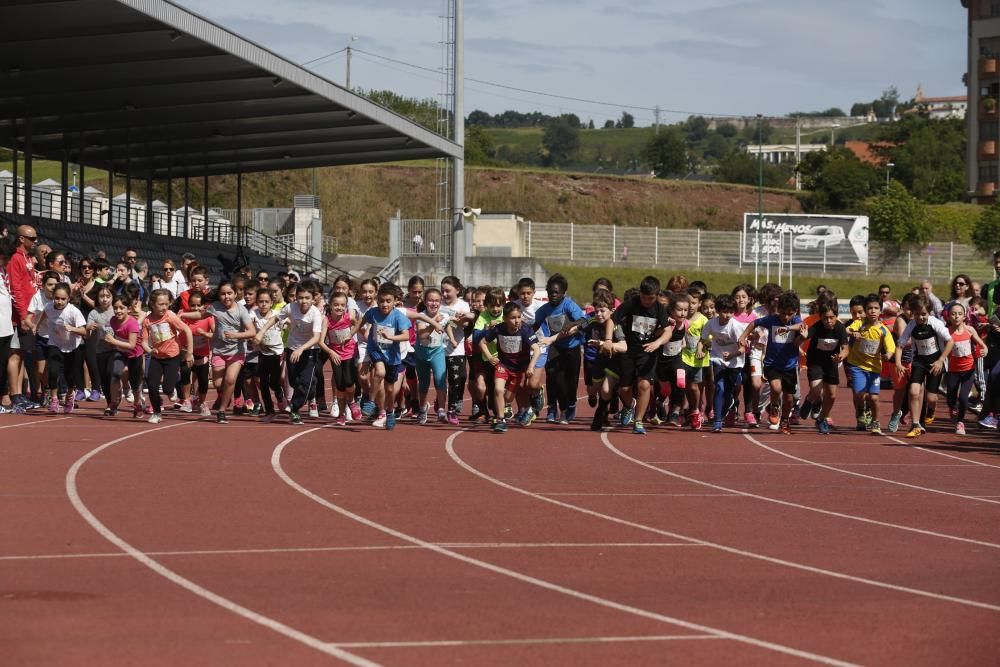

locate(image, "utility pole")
[[654, 106, 661, 135], [345, 36, 358, 90], [795, 116, 802, 190]]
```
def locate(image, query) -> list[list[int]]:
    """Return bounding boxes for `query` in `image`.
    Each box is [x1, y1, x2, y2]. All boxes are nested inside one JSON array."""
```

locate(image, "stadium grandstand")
[[0, 0, 461, 281]]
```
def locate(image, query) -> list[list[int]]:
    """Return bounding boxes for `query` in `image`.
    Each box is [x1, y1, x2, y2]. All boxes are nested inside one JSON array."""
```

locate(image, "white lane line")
[[743, 433, 1000, 505], [0, 416, 70, 431], [65, 422, 380, 667], [648, 461, 978, 467], [541, 493, 740, 497], [449, 432, 1000, 613], [605, 435, 1000, 550], [0, 542, 699, 562], [276, 430, 857, 667], [334, 634, 723, 648], [886, 435, 1000, 470]]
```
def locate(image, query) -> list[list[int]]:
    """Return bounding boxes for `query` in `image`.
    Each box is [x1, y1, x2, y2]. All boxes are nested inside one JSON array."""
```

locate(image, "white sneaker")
[[200, 404, 212, 417], [308, 405, 319, 418], [330, 401, 340, 418], [170, 390, 179, 402], [148, 413, 162, 424], [372, 412, 387, 428], [125, 389, 134, 403], [437, 408, 448, 422]]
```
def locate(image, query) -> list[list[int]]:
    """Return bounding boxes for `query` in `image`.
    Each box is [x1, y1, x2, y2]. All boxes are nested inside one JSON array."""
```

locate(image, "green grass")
[[0, 160, 108, 189], [545, 263, 890, 305]]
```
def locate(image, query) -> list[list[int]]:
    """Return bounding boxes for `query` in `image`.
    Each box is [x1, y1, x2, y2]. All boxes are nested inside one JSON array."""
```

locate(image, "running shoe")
[[200, 403, 212, 418], [260, 413, 275, 424], [767, 405, 780, 427], [562, 405, 576, 424], [88, 389, 102, 402], [798, 400, 813, 420], [546, 408, 559, 424], [386, 413, 397, 431], [124, 389, 134, 404], [350, 401, 363, 421], [289, 412, 302, 425], [620, 398, 636, 427], [711, 421, 723, 433], [924, 415, 936, 426], [317, 402, 329, 415], [817, 419, 831, 435], [335, 414, 347, 426], [217, 411, 229, 424], [437, 408, 448, 423], [690, 411, 703, 431], [148, 413, 162, 424], [133, 404, 143, 419], [144, 404, 154, 415], [447, 410, 460, 426], [308, 401, 319, 418], [667, 411, 681, 427], [724, 409, 738, 428], [250, 404, 261, 417], [869, 421, 883, 436], [372, 412, 387, 428], [504, 405, 514, 420], [887, 410, 903, 433], [906, 423, 925, 438], [855, 419, 867, 432], [532, 392, 544, 415], [979, 414, 998, 430], [955, 421, 966, 436], [779, 419, 791, 435], [516, 410, 531, 427], [418, 407, 428, 425], [74, 389, 87, 402], [632, 421, 646, 435], [492, 419, 508, 433], [744, 412, 758, 428], [179, 399, 193, 413], [63, 393, 76, 415], [48, 397, 60, 413], [330, 401, 340, 418]]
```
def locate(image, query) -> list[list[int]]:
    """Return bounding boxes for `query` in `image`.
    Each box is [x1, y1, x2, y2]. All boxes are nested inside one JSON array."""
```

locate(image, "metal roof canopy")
[[0, 0, 461, 179]]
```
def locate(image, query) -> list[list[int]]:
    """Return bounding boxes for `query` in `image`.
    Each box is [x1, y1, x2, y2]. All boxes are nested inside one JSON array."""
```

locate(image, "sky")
[[176, 0, 966, 127]]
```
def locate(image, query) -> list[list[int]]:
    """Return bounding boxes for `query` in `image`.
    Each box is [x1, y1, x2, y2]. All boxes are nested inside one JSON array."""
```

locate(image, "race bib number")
[[816, 337, 838, 352], [859, 338, 880, 356], [631, 315, 656, 341], [149, 321, 174, 344], [914, 337, 938, 356], [498, 334, 522, 354], [546, 314, 567, 334], [663, 339, 683, 356], [103, 326, 115, 339], [771, 325, 791, 345], [330, 327, 352, 344], [376, 328, 393, 349], [685, 332, 700, 351], [952, 339, 972, 357]]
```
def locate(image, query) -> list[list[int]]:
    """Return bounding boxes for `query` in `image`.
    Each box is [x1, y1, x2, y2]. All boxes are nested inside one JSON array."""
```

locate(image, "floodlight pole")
[[451, 0, 466, 278]]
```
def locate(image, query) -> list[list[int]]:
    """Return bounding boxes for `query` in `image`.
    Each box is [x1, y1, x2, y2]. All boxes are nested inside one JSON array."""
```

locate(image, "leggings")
[[257, 353, 284, 414], [147, 355, 182, 414], [47, 346, 84, 390], [178, 360, 208, 391], [98, 352, 144, 402], [712, 364, 743, 423], [311, 350, 328, 404], [445, 355, 467, 413], [0, 334, 11, 397], [981, 359, 1000, 416], [416, 346, 447, 393], [946, 369, 975, 423], [85, 333, 101, 393], [545, 345, 582, 412], [286, 349, 318, 412]]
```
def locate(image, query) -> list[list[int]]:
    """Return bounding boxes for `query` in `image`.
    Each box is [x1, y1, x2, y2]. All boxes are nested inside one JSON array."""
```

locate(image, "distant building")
[[844, 141, 895, 167], [912, 84, 968, 120], [962, 0, 1000, 203], [744, 144, 827, 164]]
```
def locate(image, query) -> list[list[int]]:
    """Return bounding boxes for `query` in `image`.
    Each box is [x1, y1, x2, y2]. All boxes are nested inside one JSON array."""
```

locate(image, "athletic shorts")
[[764, 366, 798, 393], [682, 363, 704, 385], [908, 358, 942, 394], [495, 365, 526, 392], [590, 356, 621, 383], [243, 360, 260, 377], [211, 352, 246, 369], [619, 351, 657, 386], [847, 364, 881, 394], [748, 348, 764, 378], [806, 362, 839, 386]]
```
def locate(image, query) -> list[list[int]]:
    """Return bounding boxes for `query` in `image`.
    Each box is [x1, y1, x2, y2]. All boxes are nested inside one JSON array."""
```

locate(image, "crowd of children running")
[[1, 233, 999, 437]]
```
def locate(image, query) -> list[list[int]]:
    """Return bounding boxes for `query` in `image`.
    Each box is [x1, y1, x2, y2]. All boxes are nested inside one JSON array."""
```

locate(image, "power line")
[[342, 47, 747, 120], [300, 46, 348, 67]]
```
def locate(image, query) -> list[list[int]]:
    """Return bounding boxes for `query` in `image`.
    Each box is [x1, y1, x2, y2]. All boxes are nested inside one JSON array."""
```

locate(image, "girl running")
[[894, 296, 952, 438], [204, 282, 256, 424], [39, 284, 87, 413], [99, 294, 144, 416], [945, 302, 988, 435], [141, 289, 193, 424], [319, 290, 361, 426]]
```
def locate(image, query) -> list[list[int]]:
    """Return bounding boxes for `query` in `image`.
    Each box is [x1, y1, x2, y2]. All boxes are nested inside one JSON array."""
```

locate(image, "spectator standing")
[[8, 225, 39, 411], [412, 232, 424, 254], [983, 250, 1000, 317], [919, 280, 944, 317]]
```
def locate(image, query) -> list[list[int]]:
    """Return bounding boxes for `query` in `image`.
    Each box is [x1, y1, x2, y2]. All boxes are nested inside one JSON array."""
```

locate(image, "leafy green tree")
[[541, 118, 580, 166], [716, 123, 737, 138], [877, 116, 965, 204], [715, 150, 791, 188], [616, 111, 635, 129], [683, 115, 709, 142], [642, 129, 687, 178], [362, 89, 440, 131], [602, 119, 615, 129], [704, 132, 730, 160], [973, 203, 1000, 254], [864, 180, 931, 255], [464, 126, 497, 166], [741, 119, 773, 144], [798, 147, 880, 212], [587, 119, 595, 130], [561, 113, 581, 129]]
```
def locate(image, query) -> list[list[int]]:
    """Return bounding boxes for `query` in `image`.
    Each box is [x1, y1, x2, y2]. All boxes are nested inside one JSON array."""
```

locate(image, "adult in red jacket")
[[7, 225, 38, 411]]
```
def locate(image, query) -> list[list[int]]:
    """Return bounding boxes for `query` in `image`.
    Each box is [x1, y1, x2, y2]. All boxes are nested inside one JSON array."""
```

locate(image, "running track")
[[2, 391, 999, 665]]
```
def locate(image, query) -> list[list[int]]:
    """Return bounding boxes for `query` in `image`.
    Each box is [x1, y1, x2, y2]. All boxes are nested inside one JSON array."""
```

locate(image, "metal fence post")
[[949, 242, 953, 278], [527, 220, 531, 257], [570, 222, 574, 261], [612, 224, 616, 262], [738, 230, 743, 270], [696, 228, 701, 268], [907, 249, 911, 278], [655, 227, 659, 264]]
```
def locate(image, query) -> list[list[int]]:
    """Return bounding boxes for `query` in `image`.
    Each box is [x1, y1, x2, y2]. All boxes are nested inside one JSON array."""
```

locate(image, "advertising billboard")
[[742, 213, 868, 267]]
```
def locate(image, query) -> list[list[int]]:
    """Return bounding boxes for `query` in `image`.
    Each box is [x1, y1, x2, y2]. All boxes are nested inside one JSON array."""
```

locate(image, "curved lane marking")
[[275, 429, 858, 667], [66, 422, 380, 667]]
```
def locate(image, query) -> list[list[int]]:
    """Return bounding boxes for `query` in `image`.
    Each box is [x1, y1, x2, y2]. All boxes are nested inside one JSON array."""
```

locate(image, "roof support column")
[[77, 139, 85, 225], [107, 144, 113, 228], [60, 154, 68, 221], [451, 0, 466, 278], [166, 170, 173, 236], [145, 175, 153, 235], [125, 138, 132, 232], [23, 119, 33, 217], [236, 171, 242, 251], [183, 175, 190, 239], [202, 174, 208, 241]]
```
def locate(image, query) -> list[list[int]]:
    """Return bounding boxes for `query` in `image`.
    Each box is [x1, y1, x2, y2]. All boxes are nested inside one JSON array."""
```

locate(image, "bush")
[[864, 181, 931, 256], [973, 202, 1000, 254], [926, 203, 981, 242]]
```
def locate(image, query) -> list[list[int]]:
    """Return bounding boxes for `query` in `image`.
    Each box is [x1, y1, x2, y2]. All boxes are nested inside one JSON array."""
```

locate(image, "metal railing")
[[242, 226, 350, 285], [394, 218, 452, 258]]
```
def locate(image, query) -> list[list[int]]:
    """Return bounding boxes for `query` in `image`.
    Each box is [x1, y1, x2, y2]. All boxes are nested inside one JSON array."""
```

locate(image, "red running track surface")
[[1, 389, 999, 666]]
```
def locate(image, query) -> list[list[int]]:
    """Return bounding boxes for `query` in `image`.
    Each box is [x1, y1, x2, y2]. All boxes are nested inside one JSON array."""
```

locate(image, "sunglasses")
[[257, 276, 269, 281], [161, 267, 175, 272], [955, 281, 967, 286], [20, 234, 37, 241], [125, 256, 137, 261]]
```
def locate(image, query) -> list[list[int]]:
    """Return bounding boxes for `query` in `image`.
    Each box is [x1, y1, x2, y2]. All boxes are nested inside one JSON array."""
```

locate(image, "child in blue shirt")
[[532, 273, 586, 424], [350, 284, 439, 430], [738, 290, 808, 434]]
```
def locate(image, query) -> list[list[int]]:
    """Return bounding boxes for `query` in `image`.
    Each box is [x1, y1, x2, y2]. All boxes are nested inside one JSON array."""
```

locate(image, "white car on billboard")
[[793, 225, 845, 250]]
